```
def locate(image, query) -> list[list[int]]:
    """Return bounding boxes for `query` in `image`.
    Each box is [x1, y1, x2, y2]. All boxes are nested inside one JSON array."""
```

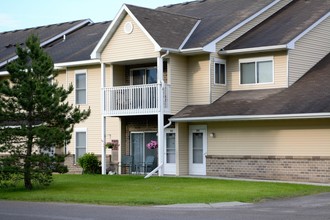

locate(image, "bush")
[[78, 153, 100, 174]]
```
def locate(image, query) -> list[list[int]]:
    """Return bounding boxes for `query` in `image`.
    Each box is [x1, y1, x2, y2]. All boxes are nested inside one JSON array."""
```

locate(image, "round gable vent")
[[124, 22, 133, 34]]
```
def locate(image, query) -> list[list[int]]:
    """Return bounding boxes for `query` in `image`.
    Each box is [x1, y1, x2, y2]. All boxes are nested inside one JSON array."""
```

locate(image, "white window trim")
[[74, 69, 88, 105], [74, 127, 88, 164], [239, 56, 274, 85], [129, 67, 157, 85], [214, 58, 226, 85]]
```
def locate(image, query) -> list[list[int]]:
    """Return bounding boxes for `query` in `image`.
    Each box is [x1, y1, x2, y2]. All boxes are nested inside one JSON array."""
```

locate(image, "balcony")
[[103, 84, 171, 116]]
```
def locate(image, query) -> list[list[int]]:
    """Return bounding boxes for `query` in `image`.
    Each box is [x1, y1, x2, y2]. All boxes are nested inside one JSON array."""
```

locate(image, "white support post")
[[101, 62, 107, 175], [157, 56, 164, 176]]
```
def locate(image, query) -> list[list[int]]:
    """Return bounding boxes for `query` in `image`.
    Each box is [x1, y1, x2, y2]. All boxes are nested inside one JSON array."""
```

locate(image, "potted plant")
[[146, 140, 158, 150], [105, 140, 119, 150]]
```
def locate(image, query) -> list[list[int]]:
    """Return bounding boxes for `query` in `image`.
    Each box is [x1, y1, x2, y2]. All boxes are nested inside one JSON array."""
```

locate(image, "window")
[[75, 71, 86, 104], [214, 59, 226, 84], [75, 130, 87, 163], [240, 57, 273, 84], [131, 67, 157, 85]]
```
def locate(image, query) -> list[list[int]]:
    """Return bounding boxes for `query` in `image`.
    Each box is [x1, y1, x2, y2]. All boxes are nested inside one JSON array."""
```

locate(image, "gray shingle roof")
[[157, 0, 274, 49], [126, 4, 199, 49], [225, 0, 330, 50], [172, 53, 330, 119], [44, 21, 111, 63], [0, 20, 90, 67]]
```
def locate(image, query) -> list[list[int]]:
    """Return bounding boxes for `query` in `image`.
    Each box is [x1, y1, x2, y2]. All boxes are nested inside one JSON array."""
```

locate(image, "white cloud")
[[0, 13, 21, 32]]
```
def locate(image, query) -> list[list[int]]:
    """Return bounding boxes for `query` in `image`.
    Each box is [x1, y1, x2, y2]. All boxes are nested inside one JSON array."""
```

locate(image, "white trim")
[[125, 5, 162, 52], [239, 56, 274, 85], [54, 60, 100, 68], [91, 5, 127, 59], [204, 0, 282, 53], [286, 51, 290, 87], [91, 5, 161, 59], [1, 19, 92, 68], [74, 127, 88, 164], [164, 128, 176, 175], [219, 45, 288, 55], [287, 12, 330, 49], [179, 20, 201, 50], [214, 58, 226, 85], [74, 69, 88, 105], [129, 66, 157, 85], [0, 71, 9, 76], [171, 113, 330, 122], [189, 125, 207, 176]]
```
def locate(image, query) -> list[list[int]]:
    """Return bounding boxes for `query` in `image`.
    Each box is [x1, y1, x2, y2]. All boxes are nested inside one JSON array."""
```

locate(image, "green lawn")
[[0, 174, 329, 206]]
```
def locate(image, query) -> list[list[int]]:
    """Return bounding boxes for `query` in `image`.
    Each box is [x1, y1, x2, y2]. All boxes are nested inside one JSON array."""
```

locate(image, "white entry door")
[[164, 129, 176, 175], [189, 125, 207, 175]]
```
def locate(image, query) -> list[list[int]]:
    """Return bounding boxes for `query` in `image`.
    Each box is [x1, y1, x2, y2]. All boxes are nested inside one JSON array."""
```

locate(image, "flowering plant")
[[146, 140, 158, 149], [105, 140, 119, 150]]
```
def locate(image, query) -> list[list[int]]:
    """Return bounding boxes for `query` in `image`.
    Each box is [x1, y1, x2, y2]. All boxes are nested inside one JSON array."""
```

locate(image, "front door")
[[189, 125, 207, 175], [164, 129, 176, 175]]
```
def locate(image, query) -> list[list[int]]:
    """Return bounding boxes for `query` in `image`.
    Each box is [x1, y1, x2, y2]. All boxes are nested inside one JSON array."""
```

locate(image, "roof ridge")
[[158, 0, 206, 9], [0, 19, 91, 35], [125, 4, 200, 20]]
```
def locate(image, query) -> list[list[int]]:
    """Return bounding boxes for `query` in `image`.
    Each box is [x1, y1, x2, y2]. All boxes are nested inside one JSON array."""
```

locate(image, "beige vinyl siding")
[[216, 0, 292, 50], [176, 122, 189, 176], [207, 119, 330, 157], [169, 54, 188, 114], [210, 53, 228, 102], [187, 54, 210, 105], [227, 51, 288, 91], [101, 14, 159, 63], [289, 16, 330, 86], [56, 65, 103, 155], [112, 65, 125, 86]]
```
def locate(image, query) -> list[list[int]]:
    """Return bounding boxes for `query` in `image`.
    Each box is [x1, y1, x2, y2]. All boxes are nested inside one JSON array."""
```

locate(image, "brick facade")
[[206, 155, 330, 183]]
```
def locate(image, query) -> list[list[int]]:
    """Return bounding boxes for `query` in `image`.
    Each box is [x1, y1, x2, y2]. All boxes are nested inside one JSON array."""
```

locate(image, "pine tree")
[[0, 35, 90, 189]]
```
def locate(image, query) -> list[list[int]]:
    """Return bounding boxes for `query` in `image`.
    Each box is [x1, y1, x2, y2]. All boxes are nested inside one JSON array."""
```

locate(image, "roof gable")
[[126, 5, 200, 50], [92, 4, 200, 58], [224, 0, 330, 51], [172, 53, 330, 120], [157, 0, 276, 49]]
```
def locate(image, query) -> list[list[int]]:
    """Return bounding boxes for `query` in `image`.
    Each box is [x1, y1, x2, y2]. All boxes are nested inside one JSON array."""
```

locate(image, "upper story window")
[[75, 70, 87, 104], [214, 59, 226, 85], [131, 67, 157, 85], [240, 57, 273, 85]]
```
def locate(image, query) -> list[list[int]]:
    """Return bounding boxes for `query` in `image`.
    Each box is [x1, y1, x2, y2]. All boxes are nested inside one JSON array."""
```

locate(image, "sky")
[[0, 0, 188, 32]]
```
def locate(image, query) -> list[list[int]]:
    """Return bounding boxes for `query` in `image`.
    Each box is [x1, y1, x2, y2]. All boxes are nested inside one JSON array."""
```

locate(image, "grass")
[[0, 174, 329, 206]]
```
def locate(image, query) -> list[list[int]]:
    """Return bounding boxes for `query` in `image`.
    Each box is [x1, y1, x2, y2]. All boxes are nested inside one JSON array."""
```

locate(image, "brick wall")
[[206, 155, 330, 183]]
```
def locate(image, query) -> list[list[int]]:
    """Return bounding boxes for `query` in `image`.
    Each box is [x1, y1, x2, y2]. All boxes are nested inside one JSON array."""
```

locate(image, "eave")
[[170, 113, 330, 123]]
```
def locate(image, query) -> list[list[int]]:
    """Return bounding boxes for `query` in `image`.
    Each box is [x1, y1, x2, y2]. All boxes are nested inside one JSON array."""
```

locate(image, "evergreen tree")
[[0, 35, 90, 190]]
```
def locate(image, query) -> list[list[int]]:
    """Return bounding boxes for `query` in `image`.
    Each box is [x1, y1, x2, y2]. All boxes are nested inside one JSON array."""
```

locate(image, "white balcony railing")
[[103, 83, 171, 116]]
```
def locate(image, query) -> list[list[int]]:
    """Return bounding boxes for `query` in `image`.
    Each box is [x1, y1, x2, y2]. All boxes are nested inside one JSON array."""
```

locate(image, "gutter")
[[219, 44, 290, 55], [170, 113, 330, 122], [0, 71, 9, 76], [54, 59, 101, 68]]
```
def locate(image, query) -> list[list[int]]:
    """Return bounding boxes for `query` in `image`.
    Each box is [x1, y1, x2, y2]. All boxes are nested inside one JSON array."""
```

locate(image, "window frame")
[[130, 67, 157, 85], [74, 128, 87, 163], [75, 70, 87, 105], [214, 58, 226, 85], [239, 57, 274, 85]]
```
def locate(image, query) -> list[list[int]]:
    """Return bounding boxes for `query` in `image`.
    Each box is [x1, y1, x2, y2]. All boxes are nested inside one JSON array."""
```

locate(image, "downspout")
[[156, 51, 170, 177], [146, 51, 170, 178]]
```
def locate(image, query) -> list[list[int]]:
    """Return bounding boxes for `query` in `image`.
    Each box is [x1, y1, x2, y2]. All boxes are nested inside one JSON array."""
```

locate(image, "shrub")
[[78, 153, 100, 174]]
